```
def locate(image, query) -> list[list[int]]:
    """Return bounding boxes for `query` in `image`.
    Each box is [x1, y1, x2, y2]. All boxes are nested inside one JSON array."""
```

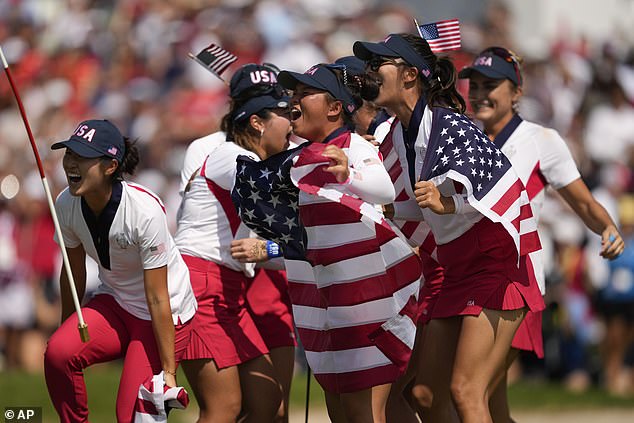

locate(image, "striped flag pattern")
[[232, 131, 422, 393], [378, 122, 438, 257], [134, 372, 189, 423], [191, 43, 237, 77], [417, 18, 461, 53], [420, 107, 541, 258]]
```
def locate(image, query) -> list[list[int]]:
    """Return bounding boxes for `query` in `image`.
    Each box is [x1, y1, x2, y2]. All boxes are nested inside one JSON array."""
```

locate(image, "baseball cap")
[[458, 47, 522, 86], [229, 63, 291, 122], [230, 63, 281, 99], [334, 56, 366, 77], [51, 119, 125, 162], [278, 64, 357, 114], [353, 34, 432, 79]]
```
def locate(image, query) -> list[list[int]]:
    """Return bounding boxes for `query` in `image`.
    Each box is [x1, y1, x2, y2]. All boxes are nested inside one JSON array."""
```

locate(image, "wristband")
[[451, 193, 464, 214], [266, 241, 282, 258]]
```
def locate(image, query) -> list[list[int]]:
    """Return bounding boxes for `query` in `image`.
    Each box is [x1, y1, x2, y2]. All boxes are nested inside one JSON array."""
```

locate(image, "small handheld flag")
[[415, 18, 461, 53], [188, 43, 238, 82]]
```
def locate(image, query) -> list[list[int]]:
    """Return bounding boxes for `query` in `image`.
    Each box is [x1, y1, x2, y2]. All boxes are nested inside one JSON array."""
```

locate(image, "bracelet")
[[163, 369, 176, 376], [266, 241, 282, 258]]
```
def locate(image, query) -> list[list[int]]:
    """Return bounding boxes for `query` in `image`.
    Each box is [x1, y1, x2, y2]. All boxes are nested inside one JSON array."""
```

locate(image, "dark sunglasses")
[[366, 56, 405, 72]]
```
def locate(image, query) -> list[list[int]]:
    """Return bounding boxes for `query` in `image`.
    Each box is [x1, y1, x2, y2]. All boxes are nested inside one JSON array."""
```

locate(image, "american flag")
[[231, 145, 307, 260], [232, 132, 422, 393], [189, 43, 237, 79], [420, 108, 541, 257], [134, 372, 189, 422], [379, 122, 438, 256], [417, 18, 461, 53]]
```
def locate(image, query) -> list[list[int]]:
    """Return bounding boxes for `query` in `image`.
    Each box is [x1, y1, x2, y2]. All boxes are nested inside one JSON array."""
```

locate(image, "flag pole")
[[0, 45, 89, 342], [305, 367, 311, 423], [187, 52, 230, 86], [413, 18, 424, 38]]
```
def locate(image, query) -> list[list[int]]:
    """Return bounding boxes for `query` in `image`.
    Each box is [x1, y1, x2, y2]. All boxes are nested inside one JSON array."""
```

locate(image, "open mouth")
[[290, 108, 302, 121], [67, 172, 82, 184], [471, 100, 493, 111]]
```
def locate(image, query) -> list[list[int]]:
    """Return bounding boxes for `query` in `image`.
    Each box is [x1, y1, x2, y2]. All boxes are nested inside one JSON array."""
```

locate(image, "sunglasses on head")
[[236, 83, 289, 102], [484, 47, 522, 85]]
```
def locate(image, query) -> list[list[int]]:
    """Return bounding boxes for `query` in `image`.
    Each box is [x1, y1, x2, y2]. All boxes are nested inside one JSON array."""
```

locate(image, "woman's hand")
[[230, 238, 268, 263], [321, 145, 350, 183], [600, 225, 625, 259], [163, 370, 177, 388], [414, 180, 455, 214]]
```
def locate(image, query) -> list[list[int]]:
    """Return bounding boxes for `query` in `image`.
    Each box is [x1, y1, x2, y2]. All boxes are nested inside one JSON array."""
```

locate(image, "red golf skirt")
[[181, 255, 268, 368], [512, 310, 544, 358], [431, 218, 544, 318], [246, 268, 296, 349]]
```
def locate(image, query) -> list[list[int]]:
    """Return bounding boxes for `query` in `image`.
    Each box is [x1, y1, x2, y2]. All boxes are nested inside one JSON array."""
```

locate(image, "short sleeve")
[[537, 128, 581, 189], [204, 144, 258, 191], [136, 204, 171, 270], [53, 190, 82, 249]]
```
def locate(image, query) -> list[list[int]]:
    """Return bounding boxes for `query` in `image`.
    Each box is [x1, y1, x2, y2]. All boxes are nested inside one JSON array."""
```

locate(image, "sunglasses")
[[484, 47, 522, 85], [235, 83, 289, 102], [366, 56, 406, 72]]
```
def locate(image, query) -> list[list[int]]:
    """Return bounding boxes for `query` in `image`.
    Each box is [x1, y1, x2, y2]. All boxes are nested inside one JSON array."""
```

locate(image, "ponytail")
[[398, 33, 466, 113], [110, 137, 139, 180]]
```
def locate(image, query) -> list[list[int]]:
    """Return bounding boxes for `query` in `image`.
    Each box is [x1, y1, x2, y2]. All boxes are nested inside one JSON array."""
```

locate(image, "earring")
[[260, 129, 264, 137]]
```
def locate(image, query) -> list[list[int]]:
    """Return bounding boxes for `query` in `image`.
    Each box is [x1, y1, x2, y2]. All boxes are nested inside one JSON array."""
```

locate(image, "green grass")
[[507, 380, 634, 410], [0, 363, 326, 423], [1, 364, 633, 422]]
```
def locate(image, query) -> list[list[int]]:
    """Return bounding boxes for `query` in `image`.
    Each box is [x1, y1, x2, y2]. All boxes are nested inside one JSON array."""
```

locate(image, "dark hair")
[[399, 33, 466, 113], [323, 66, 364, 128], [220, 103, 272, 151], [108, 137, 139, 180]]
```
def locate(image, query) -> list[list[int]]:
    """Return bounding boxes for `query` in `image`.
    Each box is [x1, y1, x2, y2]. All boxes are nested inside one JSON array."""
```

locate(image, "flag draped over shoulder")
[[417, 18, 461, 53], [232, 145, 307, 260], [232, 132, 422, 393], [420, 107, 541, 257], [379, 121, 438, 256]]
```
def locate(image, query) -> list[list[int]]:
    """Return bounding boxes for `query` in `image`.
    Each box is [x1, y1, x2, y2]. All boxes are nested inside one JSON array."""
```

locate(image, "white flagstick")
[[413, 18, 424, 38], [0, 46, 89, 342]]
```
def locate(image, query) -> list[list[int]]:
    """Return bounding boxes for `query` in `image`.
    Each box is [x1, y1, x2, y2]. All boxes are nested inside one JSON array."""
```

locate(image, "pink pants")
[[44, 294, 191, 423]]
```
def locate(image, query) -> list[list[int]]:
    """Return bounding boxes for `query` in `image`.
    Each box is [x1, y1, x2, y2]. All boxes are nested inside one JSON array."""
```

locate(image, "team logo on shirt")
[[149, 243, 166, 256], [115, 233, 129, 249]]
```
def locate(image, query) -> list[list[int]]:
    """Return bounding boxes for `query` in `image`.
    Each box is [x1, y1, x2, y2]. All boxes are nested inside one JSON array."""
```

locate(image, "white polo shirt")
[[179, 131, 226, 194], [495, 116, 581, 293], [391, 104, 482, 245], [175, 141, 259, 276], [55, 181, 197, 324]]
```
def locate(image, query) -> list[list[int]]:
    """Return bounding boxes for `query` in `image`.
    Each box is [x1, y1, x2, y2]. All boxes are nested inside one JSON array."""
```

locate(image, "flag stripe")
[[291, 280, 419, 330], [194, 43, 237, 76], [419, 18, 461, 53], [314, 364, 400, 393], [288, 256, 422, 308], [490, 178, 524, 216]]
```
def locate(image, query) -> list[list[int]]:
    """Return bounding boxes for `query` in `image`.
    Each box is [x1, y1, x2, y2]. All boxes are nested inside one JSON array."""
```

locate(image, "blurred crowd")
[[1, 0, 633, 397]]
